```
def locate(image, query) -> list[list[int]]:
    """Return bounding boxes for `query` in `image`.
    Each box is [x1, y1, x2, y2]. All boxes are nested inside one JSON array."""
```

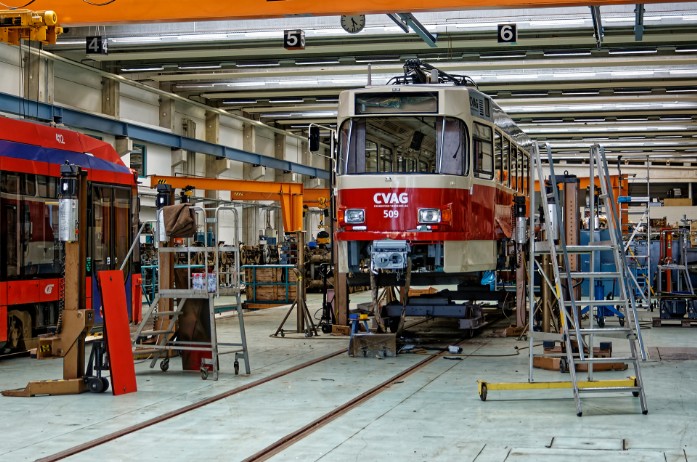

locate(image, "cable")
[[0, 1, 36, 8], [82, 0, 116, 5]]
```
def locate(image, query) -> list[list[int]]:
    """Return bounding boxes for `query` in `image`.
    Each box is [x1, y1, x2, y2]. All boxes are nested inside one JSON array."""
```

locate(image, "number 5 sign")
[[497, 24, 517, 44], [284, 29, 305, 50]]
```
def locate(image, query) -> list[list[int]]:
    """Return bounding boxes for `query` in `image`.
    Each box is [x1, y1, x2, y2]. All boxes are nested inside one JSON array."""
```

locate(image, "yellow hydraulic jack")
[[3, 163, 94, 397]]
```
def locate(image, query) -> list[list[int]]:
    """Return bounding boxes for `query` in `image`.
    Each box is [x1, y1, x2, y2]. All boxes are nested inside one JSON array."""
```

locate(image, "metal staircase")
[[529, 142, 648, 416]]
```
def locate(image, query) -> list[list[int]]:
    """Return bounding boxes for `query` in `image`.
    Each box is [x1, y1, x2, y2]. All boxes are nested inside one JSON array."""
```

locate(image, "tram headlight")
[[344, 209, 365, 224], [418, 208, 441, 224]]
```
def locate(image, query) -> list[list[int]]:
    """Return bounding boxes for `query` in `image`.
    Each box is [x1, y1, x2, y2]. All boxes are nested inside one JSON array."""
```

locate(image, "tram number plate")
[[383, 210, 399, 218]]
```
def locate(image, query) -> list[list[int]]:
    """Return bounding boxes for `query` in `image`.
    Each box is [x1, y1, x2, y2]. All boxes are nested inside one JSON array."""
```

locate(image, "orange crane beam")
[[31, 0, 681, 26], [150, 175, 329, 232]]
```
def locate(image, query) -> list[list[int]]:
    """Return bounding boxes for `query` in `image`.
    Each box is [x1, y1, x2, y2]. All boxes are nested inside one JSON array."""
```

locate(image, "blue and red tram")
[[0, 116, 140, 354]]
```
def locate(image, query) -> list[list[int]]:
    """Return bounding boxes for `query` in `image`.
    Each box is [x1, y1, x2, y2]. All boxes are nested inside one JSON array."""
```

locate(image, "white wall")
[[0, 45, 22, 96], [120, 84, 160, 127], [53, 61, 103, 113]]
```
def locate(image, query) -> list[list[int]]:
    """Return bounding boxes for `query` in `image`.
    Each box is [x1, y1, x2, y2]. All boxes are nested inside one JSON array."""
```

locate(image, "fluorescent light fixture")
[[561, 90, 600, 96], [610, 70, 655, 77], [236, 61, 280, 68], [543, 50, 592, 57], [223, 100, 258, 105], [355, 57, 401, 63], [269, 98, 304, 103], [608, 48, 657, 55], [178, 64, 222, 70], [121, 66, 165, 72], [175, 83, 216, 89], [296, 60, 340, 66], [530, 19, 586, 26], [176, 33, 228, 41], [316, 98, 339, 103], [480, 53, 527, 59], [670, 69, 697, 75]]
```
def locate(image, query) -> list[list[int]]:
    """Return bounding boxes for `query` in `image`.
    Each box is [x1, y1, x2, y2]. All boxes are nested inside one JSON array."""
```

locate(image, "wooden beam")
[[37, 0, 683, 26]]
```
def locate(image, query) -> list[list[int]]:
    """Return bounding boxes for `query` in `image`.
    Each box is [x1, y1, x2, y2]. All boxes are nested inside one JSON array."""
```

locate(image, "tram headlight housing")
[[344, 209, 365, 224], [418, 208, 441, 224]]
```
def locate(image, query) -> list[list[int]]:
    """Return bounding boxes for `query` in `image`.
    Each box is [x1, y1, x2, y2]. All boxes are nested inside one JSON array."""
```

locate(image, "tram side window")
[[503, 138, 511, 188], [473, 122, 493, 179], [365, 140, 379, 172], [521, 151, 530, 193], [0, 173, 59, 279], [494, 130, 503, 183], [379, 146, 393, 172], [511, 147, 518, 191], [340, 119, 366, 174], [438, 118, 467, 175]]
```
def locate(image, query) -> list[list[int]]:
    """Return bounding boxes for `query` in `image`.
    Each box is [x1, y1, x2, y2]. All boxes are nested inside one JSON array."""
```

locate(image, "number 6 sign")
[[497, 24, 517, 44]]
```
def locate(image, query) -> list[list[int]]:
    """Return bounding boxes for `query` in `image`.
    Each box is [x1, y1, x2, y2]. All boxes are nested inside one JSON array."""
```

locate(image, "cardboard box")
[[663, 198, 693, 206]]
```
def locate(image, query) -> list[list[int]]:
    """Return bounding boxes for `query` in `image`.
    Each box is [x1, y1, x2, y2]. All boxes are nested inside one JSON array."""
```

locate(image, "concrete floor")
[[0, 292, 696, 461]]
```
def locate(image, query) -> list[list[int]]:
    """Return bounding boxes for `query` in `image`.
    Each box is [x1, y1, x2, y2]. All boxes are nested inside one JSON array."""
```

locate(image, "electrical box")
[[371, 240, 409, 270]]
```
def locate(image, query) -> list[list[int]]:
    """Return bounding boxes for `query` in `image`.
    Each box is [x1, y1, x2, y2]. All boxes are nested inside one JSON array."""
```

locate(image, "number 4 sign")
[[497, 24, 517, 44], [86, 36, 108, 55]]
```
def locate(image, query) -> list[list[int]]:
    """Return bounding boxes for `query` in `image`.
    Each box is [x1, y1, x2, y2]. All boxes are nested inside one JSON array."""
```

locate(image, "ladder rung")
[[568, 271, 621, 279], [137, 329, 173, 336], [566, 300, 628, 306], [575, 356, 636, 364], [578, 327, 632, 334], [153, 311, 182, 316], [577, 386, 641, 394], [564, 244, 616, 252]]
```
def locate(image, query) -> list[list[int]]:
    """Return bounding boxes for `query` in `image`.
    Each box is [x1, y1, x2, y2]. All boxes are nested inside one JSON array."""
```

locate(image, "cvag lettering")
[[373, 192, 408, 205]]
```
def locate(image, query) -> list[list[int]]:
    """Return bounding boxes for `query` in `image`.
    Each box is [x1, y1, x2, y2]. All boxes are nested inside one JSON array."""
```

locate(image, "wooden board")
[[97, 270, 137, 395]]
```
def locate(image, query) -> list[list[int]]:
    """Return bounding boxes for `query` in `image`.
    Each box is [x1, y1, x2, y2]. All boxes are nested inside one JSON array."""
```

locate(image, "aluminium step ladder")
[[478, 143, 649, 414], [132, 205, 250, 380], [529, 142, 648, 416]]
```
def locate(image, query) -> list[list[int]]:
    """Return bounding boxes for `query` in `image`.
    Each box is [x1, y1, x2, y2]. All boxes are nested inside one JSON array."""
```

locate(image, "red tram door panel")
[[97, 270, 137, 395]]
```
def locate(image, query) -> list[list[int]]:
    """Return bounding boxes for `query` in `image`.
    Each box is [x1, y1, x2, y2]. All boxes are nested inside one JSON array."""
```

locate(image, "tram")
[[0, 116, 140, 354], [334, 60, 531, 319]]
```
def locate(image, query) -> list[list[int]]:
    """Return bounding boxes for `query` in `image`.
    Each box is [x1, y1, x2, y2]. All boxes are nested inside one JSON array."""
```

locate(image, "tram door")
[[91, 185, 133, 322]]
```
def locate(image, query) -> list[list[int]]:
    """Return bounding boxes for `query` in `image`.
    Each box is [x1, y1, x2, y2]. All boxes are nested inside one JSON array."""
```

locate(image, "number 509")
[[383, 210, 399, 218]]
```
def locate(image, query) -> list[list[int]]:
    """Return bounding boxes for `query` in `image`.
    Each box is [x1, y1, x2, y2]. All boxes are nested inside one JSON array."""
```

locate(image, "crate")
[[243, 264, 297, 304]]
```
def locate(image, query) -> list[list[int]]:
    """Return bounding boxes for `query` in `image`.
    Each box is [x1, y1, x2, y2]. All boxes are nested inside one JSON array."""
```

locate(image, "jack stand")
[[273, 231, 319, 338], [85, 338, 111, 393], [2, 163, 95, 397], [317, 263, 335, 334]]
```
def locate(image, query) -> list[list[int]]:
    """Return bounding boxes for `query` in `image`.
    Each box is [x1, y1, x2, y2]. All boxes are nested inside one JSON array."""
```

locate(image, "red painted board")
[[97, 270, 137, 395], [0, 306, 7, 343]]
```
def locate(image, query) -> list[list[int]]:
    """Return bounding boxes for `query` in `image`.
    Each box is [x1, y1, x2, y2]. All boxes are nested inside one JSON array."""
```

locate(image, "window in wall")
[[130, 143, 147, 178]]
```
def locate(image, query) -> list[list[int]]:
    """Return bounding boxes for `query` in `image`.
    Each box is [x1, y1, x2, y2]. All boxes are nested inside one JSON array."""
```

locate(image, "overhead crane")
[[149, 175, 330, 233], [24, 0, 684, 25], [0, 9, 62, 45]]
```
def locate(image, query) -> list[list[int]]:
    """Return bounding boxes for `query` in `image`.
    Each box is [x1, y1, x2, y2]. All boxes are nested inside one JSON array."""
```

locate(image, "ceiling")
[[48, 4, 697, 165]]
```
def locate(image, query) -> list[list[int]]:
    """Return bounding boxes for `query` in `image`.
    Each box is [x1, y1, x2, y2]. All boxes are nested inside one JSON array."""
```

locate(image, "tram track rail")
[[37, 326, 475, 461], [37, 348, 347, 462], [242, 339, 466, 462]]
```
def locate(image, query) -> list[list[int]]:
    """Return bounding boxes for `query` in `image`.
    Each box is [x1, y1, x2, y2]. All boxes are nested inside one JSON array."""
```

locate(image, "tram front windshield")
[[338, 116, 468, 176]]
